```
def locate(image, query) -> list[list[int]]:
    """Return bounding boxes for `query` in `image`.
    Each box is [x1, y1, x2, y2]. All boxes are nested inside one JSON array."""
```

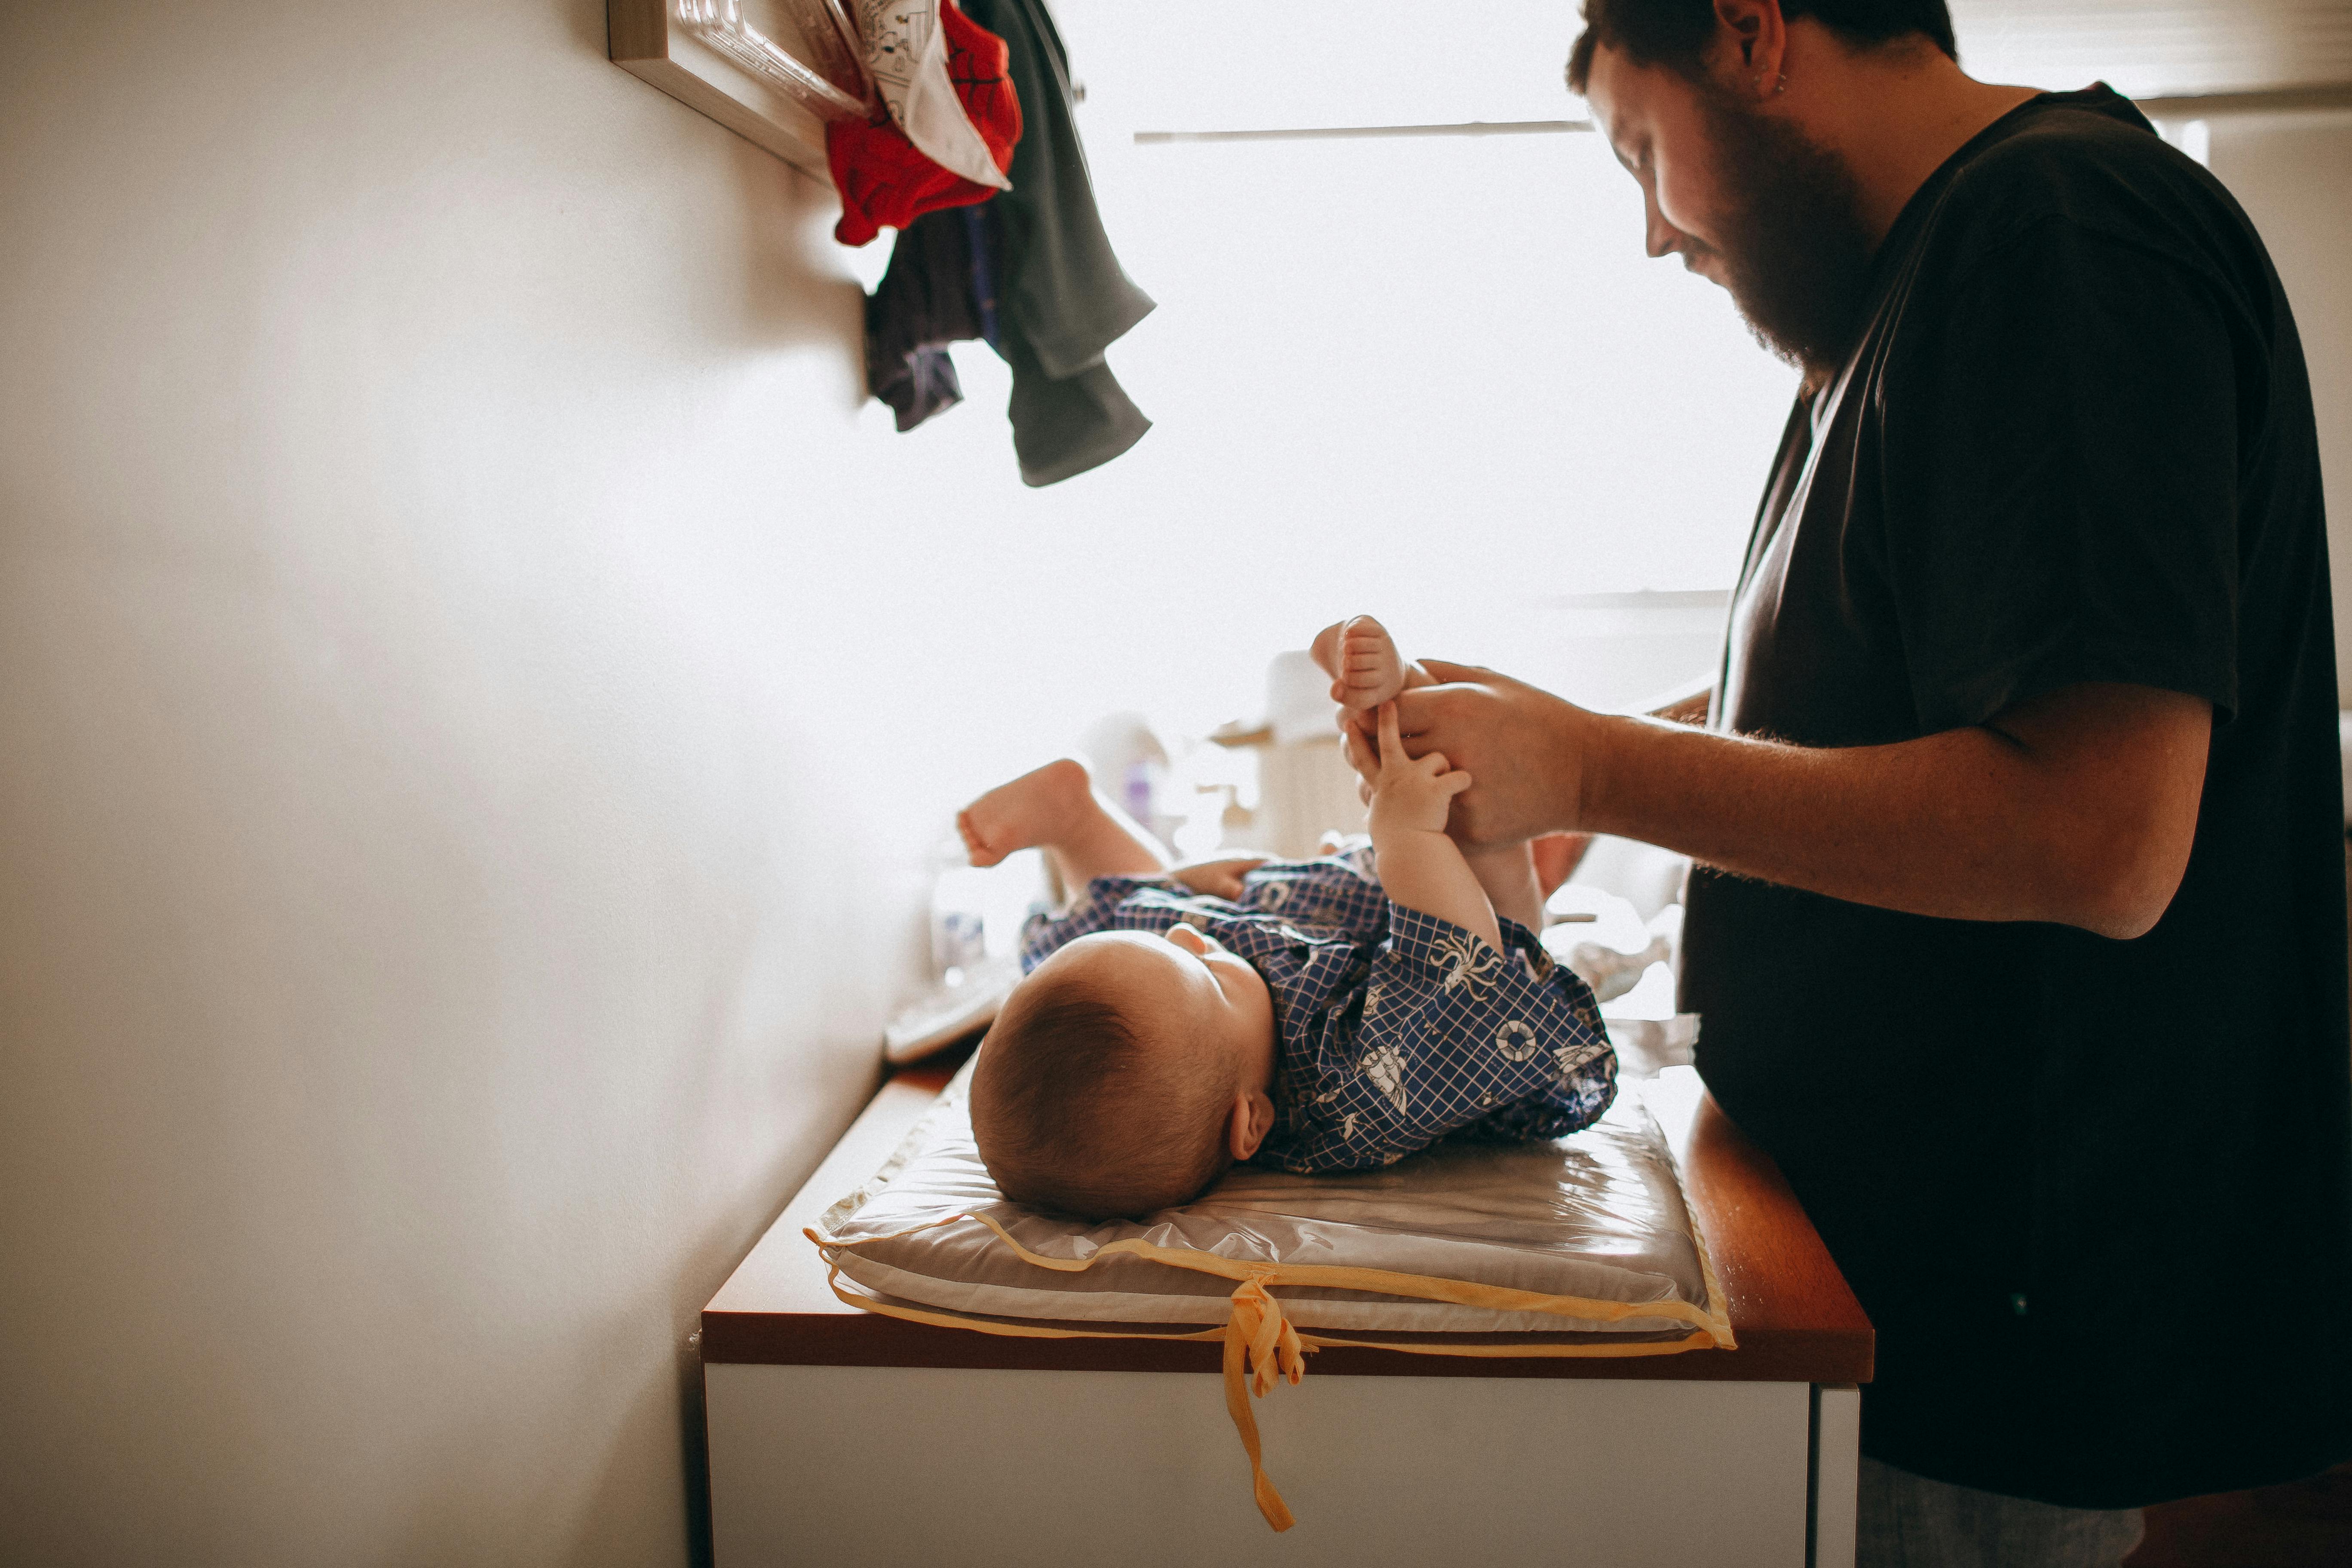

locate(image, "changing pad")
[[818, 1061, 1728, 1338], [807, 1060, 1733, 1529]]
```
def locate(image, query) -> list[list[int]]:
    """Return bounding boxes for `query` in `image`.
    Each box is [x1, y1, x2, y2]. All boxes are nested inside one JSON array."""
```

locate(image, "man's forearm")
[[1381, 664, 2208, 940], [1578, 686, 2208, 938]]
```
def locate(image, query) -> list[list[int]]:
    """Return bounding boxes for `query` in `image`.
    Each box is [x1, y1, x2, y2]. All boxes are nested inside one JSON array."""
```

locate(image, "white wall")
[[0, 3, 1072, 1563], [2205, 110, 2352, 705]]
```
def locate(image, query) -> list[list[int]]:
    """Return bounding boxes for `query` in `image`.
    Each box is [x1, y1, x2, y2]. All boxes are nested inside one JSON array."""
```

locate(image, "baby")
[[962, 616, 1616, 1221]]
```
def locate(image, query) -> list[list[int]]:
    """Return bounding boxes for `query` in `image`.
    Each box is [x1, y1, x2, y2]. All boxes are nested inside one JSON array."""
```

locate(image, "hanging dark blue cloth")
[[962, 203, 1001, 352], [863, 209, 979, 433]]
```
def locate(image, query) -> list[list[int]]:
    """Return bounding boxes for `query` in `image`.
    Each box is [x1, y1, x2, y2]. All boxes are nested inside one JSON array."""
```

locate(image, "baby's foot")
[[1334, 615, 1408, 710], [958, 757, 1091, 867]]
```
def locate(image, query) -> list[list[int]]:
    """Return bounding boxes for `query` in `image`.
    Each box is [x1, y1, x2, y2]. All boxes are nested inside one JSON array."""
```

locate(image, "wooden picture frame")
[[609, 0, 872, 179]]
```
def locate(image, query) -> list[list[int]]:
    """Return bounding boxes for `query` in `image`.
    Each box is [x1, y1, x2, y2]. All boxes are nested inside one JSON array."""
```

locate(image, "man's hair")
[[970, 970, 1236, 1221], [1567, 0, 1956, 92]]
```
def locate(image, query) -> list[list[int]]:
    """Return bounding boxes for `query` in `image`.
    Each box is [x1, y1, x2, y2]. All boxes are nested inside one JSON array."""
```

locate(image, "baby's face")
[[1044, 923, 1277, 1096]]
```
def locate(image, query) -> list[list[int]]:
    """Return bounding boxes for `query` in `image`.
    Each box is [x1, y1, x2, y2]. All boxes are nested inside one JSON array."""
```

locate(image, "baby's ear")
[[1229, 1088, 1275, 1161]]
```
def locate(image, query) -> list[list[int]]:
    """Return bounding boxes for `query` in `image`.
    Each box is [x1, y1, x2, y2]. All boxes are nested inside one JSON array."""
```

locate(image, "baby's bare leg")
[[1462, 841, 1544, 934], [958, 758, 1171, 894], [1310, 615, 1433, 712], [1530, 833, 1591, 900]]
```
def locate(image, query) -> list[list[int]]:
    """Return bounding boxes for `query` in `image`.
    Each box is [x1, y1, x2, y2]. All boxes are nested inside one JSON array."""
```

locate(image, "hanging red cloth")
[[827, 0, 1022, 248]]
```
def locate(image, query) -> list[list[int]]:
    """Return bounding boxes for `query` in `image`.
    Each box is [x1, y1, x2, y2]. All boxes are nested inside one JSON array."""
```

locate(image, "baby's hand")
[[1366, 701, 1471, 836]]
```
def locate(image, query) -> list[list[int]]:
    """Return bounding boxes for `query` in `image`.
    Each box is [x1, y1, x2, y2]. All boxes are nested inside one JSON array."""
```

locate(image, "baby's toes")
[[956, 810, 1002, 867]]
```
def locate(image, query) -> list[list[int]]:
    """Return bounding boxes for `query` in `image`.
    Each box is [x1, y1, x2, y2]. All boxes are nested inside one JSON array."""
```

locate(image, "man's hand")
[[1168, 855, 1274, 900], [1365, 701, 1473, 838], [1345, 661, 1592, 850]]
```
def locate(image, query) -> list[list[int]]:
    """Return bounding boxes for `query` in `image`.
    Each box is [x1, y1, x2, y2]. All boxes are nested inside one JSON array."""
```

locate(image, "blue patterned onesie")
[[1018, 844, 1617, 1173]]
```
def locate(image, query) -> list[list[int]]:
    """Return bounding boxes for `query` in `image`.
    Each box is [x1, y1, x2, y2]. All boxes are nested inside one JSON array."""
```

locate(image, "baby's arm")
[[1310, 615, 1433, 713], [1364, 702, 1502, 952]]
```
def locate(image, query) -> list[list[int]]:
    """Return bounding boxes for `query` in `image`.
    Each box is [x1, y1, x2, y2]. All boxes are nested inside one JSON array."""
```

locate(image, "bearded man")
[[1357, 2, 2352, 1562]]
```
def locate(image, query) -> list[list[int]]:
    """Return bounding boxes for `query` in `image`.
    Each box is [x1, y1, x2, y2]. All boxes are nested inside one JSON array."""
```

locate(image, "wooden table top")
[[702, 1060, 1873, 1385]]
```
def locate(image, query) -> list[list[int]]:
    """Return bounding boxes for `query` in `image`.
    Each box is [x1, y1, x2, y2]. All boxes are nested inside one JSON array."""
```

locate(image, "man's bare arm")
[[1373, 665, 2210, 941]]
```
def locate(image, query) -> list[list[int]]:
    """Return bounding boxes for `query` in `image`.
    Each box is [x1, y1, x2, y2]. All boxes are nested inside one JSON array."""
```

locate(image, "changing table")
[[701, 1061, 1873, 1567]]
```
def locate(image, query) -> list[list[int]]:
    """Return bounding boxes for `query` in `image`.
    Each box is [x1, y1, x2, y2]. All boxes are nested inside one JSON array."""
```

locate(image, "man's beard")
[[1687, 90, 1878, 380]]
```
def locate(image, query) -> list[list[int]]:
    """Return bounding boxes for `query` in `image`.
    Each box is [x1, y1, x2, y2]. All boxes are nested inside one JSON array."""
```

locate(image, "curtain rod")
[[1134, 119, 1591, 145], [1133, 81, 2352, 145], [2133, 83, 2352, 116]]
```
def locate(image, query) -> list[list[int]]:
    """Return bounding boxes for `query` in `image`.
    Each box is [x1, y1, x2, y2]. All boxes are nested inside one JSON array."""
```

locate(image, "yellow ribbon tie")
[[1221, 1273, 1307, 1531]]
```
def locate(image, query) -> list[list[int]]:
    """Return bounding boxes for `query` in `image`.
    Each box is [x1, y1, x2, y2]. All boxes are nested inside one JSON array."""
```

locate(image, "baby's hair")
[[971, 968, 1235, 1222]]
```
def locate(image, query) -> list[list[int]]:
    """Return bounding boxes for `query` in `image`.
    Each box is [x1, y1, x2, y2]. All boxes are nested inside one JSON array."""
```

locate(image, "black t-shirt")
[[1681, 86, 2352, 1507]]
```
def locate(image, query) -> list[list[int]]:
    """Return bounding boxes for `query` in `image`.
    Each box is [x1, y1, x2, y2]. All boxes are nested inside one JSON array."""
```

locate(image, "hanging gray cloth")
[[997, 327, 1149, 487], [959, 0, 1154, 484], [959, 0, 1155, 377]]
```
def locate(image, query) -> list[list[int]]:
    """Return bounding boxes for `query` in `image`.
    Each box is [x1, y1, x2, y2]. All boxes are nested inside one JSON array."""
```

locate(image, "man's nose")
[[1643, 189, 1682, 259]]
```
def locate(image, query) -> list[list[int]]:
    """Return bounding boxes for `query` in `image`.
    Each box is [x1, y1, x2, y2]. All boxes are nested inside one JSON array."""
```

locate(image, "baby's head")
[[971, 923, 1278, 1221]]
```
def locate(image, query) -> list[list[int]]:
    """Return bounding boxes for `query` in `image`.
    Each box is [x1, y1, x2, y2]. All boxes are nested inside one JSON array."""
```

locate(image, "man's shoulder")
[[1879, 90, 2285, 358], [1922, 89, 2241, 265]]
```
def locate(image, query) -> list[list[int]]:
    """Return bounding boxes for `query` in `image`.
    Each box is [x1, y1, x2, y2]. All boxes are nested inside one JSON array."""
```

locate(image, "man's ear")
[[1228, 1089, 1275, 1161], [1711, 0, 1787, 85]]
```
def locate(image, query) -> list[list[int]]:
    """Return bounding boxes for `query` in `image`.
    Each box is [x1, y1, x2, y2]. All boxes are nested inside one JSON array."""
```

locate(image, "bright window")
[[848, 6, 1801, 745]]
